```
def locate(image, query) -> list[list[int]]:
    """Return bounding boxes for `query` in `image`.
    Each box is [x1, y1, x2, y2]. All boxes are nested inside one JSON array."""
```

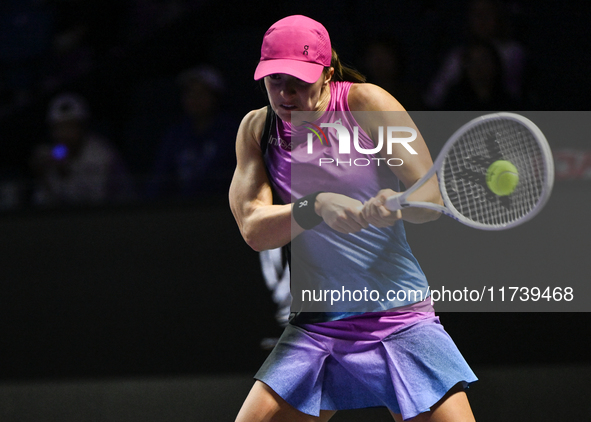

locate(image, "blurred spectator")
[[441, 40, 519, 111], [424, 0, 526, 109], [41, 1, 94, 93], [361, 36, 424, 110], [42, 0, 129, 92], [146, 65, 237, 200], [128, 0, 204, 42], [0, 0, 54, 115], [30, 93, 135, 207]]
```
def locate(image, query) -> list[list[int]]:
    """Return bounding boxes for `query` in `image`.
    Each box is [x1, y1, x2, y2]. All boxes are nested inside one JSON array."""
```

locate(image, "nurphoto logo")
[[306, 120, 417, 167]]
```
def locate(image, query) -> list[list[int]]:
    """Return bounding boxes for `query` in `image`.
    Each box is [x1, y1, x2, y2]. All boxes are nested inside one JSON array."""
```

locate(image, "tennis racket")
[[385, 112, 554, 230]]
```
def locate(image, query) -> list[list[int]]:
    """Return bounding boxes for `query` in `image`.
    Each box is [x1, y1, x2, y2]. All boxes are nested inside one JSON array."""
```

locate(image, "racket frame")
[[385, 112, 554, 230]]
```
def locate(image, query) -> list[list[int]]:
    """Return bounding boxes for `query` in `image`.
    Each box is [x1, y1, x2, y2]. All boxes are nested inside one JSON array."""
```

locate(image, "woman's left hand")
[[361, 189, 402, 228]]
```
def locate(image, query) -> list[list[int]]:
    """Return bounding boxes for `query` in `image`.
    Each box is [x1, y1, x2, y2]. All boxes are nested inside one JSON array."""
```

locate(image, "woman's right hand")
[[315, 192, 369, 234]]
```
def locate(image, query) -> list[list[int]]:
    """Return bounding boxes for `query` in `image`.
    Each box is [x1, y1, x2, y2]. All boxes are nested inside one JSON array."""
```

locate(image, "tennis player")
[[229, 15, 478, 422]]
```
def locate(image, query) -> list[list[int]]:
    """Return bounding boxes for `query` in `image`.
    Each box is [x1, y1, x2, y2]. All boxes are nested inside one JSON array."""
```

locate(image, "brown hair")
[[326, 48, 366, 83]]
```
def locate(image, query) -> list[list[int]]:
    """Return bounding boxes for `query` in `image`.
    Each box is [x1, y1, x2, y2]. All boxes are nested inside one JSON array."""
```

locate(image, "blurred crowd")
[[0, 0, 205, 117], [1, 64, 237, 210], [0, 0, 541, 211]]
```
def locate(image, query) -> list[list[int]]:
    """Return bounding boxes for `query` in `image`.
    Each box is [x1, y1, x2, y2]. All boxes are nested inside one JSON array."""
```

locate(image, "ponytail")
[[326, 49, 366, 83]]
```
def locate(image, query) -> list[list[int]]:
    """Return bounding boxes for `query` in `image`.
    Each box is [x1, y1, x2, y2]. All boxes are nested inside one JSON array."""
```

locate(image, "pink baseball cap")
[[254, 15, 332, 84]]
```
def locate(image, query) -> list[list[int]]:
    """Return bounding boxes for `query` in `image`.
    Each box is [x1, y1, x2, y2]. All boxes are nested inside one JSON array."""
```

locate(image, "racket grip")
[[385, 194, 403, 211]]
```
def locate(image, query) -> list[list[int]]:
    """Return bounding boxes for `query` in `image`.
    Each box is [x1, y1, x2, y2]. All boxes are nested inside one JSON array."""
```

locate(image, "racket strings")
[[442, 118, 548, 227]]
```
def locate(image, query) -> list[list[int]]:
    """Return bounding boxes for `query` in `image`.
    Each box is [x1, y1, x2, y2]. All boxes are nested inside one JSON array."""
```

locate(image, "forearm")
[[400, 175, 443, 224], [401, 206, 441, 224], [233, 201, 305, 252], [232, 191, 370, 250]]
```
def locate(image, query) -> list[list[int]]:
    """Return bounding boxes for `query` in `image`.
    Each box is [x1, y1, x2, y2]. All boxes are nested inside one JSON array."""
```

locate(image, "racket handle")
[[385, 194, 403, 211]]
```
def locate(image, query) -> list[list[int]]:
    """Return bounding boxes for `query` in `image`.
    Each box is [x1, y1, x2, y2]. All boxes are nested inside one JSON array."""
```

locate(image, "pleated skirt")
[[255, 308, 477, 420]]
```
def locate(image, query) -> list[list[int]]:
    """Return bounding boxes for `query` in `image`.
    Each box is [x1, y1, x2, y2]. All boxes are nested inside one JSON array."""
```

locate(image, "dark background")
[[0, 0, 589, 383]]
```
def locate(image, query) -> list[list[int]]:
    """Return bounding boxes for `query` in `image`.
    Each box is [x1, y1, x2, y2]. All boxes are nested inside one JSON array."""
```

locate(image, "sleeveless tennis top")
[[262, 81, 429, 323]]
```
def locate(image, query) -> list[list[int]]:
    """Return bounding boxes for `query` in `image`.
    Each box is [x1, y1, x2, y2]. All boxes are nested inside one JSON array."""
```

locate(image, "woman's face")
[[264, 70, 332, 123]]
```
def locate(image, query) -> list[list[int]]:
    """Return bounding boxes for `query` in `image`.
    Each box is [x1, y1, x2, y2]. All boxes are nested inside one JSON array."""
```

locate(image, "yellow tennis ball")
[[486, 160, 519, 196]]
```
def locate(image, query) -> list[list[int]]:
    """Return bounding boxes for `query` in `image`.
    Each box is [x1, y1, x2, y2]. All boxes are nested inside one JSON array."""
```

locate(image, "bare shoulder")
[[348, 83, 406, 112], [239, 106, 268, 147]]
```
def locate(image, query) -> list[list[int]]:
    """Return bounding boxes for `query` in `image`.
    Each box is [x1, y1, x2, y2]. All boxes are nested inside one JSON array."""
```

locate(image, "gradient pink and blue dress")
[[256, 81, 477, 419]]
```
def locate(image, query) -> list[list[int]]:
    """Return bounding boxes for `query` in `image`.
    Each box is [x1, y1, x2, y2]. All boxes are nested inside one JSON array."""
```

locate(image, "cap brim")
[[254, 59, 325, 84]]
